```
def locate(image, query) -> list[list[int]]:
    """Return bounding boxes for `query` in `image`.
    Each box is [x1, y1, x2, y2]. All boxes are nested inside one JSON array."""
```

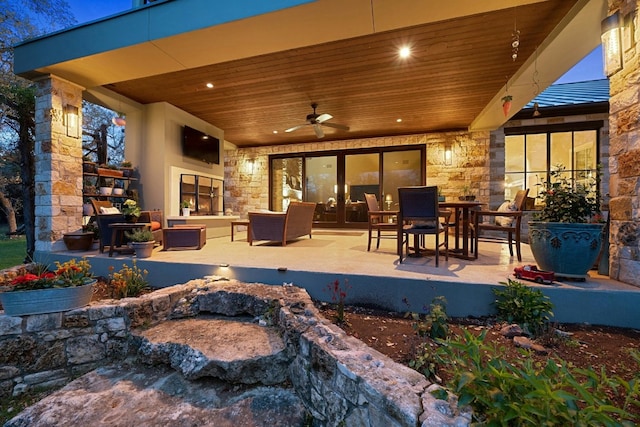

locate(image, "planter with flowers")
[[0, 258, 95, 316], [528, 165, 605, 279], [122, 199, 141, 223]]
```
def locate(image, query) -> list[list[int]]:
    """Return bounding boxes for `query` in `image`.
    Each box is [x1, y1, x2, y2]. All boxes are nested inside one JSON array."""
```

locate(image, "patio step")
[[133, 315, 291, 385]]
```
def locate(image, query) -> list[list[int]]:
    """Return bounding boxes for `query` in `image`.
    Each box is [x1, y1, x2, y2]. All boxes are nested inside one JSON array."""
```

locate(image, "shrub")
[[404, 296, 449, 340], [108, 260, 149, 298], [430, 330, 639, 425], [493, 278, 554, 337]]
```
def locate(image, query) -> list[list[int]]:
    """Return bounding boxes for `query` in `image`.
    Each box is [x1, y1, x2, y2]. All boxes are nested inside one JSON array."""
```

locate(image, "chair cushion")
[[100, 206, 121, 214], [150, 221, 162, 231], [410, 220, 437, 229], [495, 201, 517, 227]]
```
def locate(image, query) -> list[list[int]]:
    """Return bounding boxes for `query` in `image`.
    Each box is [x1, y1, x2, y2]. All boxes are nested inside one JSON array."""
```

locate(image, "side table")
[[230, 219, 250, 242], [108, 223, 151, 257]]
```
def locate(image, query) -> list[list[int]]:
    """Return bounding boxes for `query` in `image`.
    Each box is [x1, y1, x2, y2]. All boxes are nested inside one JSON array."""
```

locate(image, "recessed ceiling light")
[[396, 118, 402, 123], [273, 130, 278, 134], [206, 82, 214, 89], [399, 46, 411, 58]]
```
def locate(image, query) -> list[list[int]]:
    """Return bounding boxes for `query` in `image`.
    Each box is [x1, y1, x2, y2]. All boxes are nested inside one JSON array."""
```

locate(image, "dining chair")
[[470, 188, 529, 261], [364, 193, 398, 251], [397, 186, 450, 266]]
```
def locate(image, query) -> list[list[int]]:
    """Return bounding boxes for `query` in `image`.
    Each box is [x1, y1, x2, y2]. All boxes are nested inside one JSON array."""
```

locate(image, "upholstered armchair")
[[248, 201, 316, 246]]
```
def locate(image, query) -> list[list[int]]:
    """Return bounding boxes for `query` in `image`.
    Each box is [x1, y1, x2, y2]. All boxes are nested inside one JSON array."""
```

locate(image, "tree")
[[0, 0, 76, 260]]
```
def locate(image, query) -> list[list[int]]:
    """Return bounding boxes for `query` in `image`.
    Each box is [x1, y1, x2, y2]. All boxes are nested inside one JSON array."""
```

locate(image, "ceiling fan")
[[285, 103, 349, 138]]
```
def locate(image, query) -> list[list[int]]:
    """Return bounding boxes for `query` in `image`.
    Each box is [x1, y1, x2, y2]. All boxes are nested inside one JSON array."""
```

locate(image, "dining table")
[[439, 200, 483, 260]]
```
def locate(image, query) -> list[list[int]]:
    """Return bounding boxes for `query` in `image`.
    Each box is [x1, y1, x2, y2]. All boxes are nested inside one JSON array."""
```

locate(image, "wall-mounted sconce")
[[601, 11, 622, 77], [444, 143, 452, 166], [246, 159, 255, 174], [64, 105, 79, 138]]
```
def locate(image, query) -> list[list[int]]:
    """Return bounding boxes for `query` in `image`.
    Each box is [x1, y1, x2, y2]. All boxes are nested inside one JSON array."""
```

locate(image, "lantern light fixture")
[[601, 11, 623, 76]]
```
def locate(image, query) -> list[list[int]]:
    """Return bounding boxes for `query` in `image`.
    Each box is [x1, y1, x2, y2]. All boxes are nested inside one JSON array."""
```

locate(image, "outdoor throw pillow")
[[99, 206, 121, 214], [495, 201, 517, 227]]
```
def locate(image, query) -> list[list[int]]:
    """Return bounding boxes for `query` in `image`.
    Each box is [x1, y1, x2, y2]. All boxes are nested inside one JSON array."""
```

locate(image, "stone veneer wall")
[[34, 76, 84, 252], [607, 0, 640, 286], [224, 131, 491, 218], [0, 276, 470, 426]]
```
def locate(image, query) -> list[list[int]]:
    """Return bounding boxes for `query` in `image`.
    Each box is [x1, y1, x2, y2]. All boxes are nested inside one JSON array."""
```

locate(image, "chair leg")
[[435, 233, 439, 267], [376, 229, 381, 249], [367, 227, 372, 251], [515, 229, 522, 262], [507, 231, 514, 256]]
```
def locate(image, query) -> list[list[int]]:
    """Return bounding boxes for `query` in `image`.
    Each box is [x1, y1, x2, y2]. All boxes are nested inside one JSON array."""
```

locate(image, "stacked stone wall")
[[224, 131, 490, 217], [0, 278, 470, 426], [607, 0, 640, 286]]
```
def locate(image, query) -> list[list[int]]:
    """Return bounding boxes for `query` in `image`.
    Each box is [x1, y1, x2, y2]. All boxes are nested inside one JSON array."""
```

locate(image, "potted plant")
[[528, 165, 605, 279], [0, 258, 96, 316], [501, 95, 513, 117], [458, 185, 475, 201], [122, 199, 141, 222], [125, 228, 155, 258], [120, 160, 133, 177], [181, 200, 191, 217]]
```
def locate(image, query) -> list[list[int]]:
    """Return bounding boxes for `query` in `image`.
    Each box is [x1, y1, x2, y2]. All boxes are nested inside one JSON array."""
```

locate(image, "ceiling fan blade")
[[285, 124, 307, 133], [315, 113, 333, 123], [322, 122, 350, 131], [313, 124, 324, 138]]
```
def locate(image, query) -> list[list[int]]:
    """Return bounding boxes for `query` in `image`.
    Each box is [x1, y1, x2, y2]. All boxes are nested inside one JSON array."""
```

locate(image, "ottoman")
[[163, 224, 207, 250]]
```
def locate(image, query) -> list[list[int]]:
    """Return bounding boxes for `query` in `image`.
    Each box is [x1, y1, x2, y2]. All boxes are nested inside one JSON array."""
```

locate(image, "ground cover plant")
[[317, 292, 640, 425]]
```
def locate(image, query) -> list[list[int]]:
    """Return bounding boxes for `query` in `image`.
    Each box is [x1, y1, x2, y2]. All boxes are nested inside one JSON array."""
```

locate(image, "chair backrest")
[[364, 193, 379, 212], [90, 199, 114, 215], [512, 189, 530, 211], [397, 186, 439, 221]]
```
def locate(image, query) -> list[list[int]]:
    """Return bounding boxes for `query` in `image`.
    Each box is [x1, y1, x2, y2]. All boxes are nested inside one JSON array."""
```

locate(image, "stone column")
[[607, 0, 640, 286], [34, 75, 84, 252]]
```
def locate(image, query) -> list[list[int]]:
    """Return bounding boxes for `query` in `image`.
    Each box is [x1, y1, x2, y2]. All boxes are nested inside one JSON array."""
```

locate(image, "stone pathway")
[[5, 317, 308, 427]]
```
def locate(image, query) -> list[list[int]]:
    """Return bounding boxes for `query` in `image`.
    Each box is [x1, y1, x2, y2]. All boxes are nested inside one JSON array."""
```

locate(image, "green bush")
[[493, 278, 554, 336], [404, 296, 449, 340], [430, 330, 639, 426]]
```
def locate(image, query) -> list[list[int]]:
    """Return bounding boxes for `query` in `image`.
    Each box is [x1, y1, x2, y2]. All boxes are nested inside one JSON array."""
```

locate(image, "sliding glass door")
[[270, 146, 424, 227]]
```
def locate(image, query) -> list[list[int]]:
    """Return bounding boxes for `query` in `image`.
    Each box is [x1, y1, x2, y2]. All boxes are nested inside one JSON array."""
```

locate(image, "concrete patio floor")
[[49, 228, 640, 329]]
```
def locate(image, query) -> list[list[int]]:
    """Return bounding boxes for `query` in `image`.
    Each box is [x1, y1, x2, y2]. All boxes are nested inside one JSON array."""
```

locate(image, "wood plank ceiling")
[[107, 0, 578, 148]]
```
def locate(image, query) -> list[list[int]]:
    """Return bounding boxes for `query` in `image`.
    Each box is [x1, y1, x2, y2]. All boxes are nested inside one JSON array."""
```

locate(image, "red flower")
[[11, 274, 39, 285]]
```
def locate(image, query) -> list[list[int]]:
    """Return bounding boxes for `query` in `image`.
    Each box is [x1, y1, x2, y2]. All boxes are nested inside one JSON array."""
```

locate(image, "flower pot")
[[528, 222, 605, 279], [0, 281, 96, 316], [112, 188, 125, 196], [63, 232, 94, 251], [131, 241, 154, 258], [182, 208, 190, 217], [99, 187, 113, 196]]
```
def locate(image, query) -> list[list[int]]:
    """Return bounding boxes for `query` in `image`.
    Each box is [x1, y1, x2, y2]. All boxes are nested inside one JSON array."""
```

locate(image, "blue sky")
[[67, 0, 606, 84]]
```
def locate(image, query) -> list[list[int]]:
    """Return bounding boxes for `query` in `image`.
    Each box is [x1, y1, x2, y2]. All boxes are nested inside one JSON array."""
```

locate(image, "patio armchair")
[[90, 199, 125, 253], [364, 193, 398, 251], [138, 210, 164, 246], [470, 188, 529, 261], [248, 201, 316, 246]]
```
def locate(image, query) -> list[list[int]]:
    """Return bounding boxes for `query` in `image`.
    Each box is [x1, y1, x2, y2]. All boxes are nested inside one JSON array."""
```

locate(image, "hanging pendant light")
[[532, 103, 541, 117]]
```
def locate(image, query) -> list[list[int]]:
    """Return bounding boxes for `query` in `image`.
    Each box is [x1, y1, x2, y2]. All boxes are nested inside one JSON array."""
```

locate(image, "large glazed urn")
[[528, 222, 605, 280]]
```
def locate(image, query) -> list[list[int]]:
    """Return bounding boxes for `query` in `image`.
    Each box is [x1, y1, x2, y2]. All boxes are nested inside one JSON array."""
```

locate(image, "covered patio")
[[53, 230, 640, 329]]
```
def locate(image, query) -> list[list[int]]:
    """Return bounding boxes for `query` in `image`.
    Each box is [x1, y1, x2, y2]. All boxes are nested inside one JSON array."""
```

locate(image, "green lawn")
[[0, 225, 27, 270]]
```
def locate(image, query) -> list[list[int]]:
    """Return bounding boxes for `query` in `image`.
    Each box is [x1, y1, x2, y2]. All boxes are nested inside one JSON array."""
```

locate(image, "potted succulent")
[[122, 199, 141, 222], [181, 200, 191, 217], [125, 228, 155, 258], [528, 165, 605, 279], [120, 160, 134, 177], [0, 258, 96, 316]]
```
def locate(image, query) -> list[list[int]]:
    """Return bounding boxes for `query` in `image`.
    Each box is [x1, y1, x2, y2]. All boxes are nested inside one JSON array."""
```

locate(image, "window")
[[505, 126, 599, 204]]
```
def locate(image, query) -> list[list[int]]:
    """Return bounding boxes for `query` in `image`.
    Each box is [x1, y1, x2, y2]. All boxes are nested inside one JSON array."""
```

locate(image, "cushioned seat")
[[248, 201, 316, 246], [139, 210, 164, 246]]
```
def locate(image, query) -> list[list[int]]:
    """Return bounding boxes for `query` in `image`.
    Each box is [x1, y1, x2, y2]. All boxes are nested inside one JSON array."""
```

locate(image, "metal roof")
[[524, 79, 609, 108]]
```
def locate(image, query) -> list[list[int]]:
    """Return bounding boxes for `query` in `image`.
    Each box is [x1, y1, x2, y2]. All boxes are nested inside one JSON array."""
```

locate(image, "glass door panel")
[[305, 156, 337, 224], [345, 153, 379, 224], [271, 157, 303, 212], [382, 150, 422, 211]]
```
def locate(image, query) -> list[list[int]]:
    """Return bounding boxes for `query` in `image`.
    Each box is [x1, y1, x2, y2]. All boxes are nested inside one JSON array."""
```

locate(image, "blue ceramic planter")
[[528, 222, 605, 279], [0, 281, 95, 316]]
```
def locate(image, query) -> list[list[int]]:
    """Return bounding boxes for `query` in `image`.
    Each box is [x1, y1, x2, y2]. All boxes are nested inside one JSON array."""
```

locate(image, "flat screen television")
[[182, 125, 220, 165]]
